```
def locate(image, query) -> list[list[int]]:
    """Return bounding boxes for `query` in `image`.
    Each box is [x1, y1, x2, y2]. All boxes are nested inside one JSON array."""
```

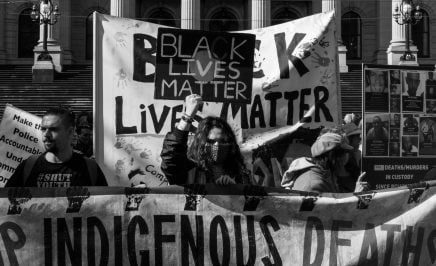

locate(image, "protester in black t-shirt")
[[6, 107, 107, 187]]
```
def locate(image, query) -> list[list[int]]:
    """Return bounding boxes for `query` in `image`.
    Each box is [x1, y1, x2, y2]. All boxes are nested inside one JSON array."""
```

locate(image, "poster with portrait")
[[402, 114, 419, 135], [402, 71, 424, 112], [364, 113, 389, 156], [389, 70, 401, 112], [364, 69, 389, 112], [425, 71, 436, 114], [419, 116, 436, 155], [363, 65, 435, 189]]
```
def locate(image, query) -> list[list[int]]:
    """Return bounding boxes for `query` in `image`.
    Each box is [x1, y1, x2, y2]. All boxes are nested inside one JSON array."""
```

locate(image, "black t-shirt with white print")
[[6, 152, 107, 187]]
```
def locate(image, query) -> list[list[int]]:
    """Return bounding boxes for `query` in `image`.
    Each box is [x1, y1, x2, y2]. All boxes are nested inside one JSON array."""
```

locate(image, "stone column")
[[0, 6, 6, 63], [375, 0, 391, 63], [181, 0, 200, 29], [58, 0, 72, 65], [249, 0, 270, 29], [111, 0, 134, 18], [322, 0, 348, 72], [387, 0, 418, 65]]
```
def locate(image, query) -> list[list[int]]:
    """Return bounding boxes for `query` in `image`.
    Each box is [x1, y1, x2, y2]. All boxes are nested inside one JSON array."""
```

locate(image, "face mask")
[[205, 142, 231, 164]]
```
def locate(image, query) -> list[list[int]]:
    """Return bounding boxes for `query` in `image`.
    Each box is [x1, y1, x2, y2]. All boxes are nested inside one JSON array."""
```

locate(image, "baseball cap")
[[311, 132, 353, 157], [343, 123, 361, 137]]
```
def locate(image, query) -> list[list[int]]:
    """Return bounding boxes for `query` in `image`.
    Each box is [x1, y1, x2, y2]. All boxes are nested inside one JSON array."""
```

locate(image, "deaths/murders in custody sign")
[[362, 65, 436, 190], [94, 11, 340, 186], [0, 184, 435, 265], [0, 105, 43, 187]]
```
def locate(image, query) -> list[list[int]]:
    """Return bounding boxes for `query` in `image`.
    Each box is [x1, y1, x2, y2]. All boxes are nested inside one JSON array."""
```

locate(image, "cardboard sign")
[[0, 184, 435, 265], [155, 28, 255, 103], [0, 105, 44, 186]]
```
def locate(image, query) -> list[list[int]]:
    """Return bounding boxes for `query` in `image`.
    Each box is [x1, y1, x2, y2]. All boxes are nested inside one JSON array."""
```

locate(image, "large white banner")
[[0, 183, 435, 265], [0, 105, 44, 187], [94, 12, 340, 186]]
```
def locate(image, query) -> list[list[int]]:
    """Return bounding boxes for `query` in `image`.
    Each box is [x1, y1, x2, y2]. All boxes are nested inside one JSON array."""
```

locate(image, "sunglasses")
[[206, 139, 230, 144]]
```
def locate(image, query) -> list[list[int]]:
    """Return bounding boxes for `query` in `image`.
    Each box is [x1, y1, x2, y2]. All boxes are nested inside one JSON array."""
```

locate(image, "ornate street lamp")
[[392, 0, 422, 61], [30, 0, 60, 61]]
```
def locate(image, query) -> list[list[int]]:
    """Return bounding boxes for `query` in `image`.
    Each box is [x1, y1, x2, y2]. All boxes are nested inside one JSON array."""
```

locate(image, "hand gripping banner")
[[0, 183, 435, 265], [94, 12, 340, 186]]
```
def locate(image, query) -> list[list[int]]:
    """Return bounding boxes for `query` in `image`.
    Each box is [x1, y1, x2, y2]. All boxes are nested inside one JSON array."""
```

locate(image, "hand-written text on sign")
[[154, 28, 255, 103]]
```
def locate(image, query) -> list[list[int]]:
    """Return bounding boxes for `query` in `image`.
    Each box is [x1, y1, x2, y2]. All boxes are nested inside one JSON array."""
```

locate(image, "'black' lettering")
[[181, 215, 204, 266], [259, 215, 282, 266], [0, 221, 26, 266], [234, 215, 256, 266], [155, 215, 176, 266], [133, 34, 156, 82], [210, 215, 231, 266], [402, 226, 424, 266], [381, 224, 401, 266], [115, 96, 138, 135], [303, 217, 324, 266], [57, 218, 82, 266], [329, 220, 352, 266], [127, 215, 149, 266], [314, 86, 333, 122], [358, 224, 378, 266], [87, 217, 109, 266]]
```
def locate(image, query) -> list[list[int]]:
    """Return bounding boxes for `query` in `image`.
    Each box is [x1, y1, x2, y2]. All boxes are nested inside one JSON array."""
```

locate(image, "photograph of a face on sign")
[[364, 113, 389, 156], [402, 71, 424, 112], [364, 69, 389, 112], [419, 116, 436, 155]]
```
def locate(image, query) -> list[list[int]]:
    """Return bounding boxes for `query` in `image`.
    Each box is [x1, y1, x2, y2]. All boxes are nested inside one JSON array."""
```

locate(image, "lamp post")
[[392, 0, 422, 61], [30, 0, 60, 61]]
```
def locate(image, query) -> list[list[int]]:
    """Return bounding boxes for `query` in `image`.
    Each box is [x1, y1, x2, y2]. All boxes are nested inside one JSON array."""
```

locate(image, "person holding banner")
[[6, 107, 107, 187], [161, 95, 250, 185]]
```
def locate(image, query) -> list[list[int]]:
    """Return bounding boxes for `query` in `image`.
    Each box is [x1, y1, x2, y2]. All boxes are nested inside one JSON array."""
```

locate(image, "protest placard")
[[0, 183, 435, 265], [362, 65, 436, 189], [154, 28, 255, 103], [0, 105, 44, 186]]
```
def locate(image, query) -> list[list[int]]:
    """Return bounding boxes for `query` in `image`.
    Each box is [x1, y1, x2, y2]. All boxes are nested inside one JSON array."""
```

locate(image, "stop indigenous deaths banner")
[[0, 183, 435, 265], [94, 11, 340, 187]]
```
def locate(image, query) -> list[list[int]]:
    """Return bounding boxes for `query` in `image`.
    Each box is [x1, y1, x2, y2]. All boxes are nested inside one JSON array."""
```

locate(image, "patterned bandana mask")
[[205, 142, 231, 164]]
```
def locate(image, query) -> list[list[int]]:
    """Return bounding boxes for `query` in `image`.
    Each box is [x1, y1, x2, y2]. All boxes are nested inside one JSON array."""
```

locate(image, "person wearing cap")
[[281, 132, 353, 193]]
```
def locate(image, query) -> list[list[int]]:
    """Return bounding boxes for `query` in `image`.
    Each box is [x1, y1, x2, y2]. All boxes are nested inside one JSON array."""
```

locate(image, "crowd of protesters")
[[5, 97, 369, 193]]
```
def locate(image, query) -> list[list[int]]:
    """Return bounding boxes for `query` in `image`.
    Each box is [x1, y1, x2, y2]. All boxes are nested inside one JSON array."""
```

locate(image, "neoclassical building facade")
[[0, 0, 435, 70]]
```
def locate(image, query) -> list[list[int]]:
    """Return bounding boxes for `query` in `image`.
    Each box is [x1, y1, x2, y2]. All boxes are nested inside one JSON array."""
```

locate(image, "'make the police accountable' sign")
[[154, 28, 255, 103]]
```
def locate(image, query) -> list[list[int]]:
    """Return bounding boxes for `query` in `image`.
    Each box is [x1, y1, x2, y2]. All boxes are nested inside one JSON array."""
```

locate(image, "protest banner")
[[94, 11, 340, 186], [0, 105, 44, 187], [154, 28, 255, 103], [0, 183, 435, 265], [362, 64, 436, 189]]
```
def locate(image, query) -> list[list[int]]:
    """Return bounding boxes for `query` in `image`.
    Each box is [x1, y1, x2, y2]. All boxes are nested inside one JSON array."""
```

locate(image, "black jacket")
[[161, 128, 195, 185]]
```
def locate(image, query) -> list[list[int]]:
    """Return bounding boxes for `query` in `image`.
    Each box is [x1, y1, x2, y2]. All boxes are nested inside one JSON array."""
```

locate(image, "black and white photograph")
[[0, 1, 436, 265]]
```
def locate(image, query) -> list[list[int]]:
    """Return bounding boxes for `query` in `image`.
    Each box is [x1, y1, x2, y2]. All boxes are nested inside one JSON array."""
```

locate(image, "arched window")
[[208, 8, 239, 31], [342, 11, 362, 60], [18, 8, 40, 58], [145, 8, 176, 27], [271, 8, 299, 25], [86, 13, 93, 60], [412, 9, 430, 58]]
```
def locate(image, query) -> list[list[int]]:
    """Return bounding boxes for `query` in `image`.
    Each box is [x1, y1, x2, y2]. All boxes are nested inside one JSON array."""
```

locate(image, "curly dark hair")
[[187, 116, 248, 183]]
